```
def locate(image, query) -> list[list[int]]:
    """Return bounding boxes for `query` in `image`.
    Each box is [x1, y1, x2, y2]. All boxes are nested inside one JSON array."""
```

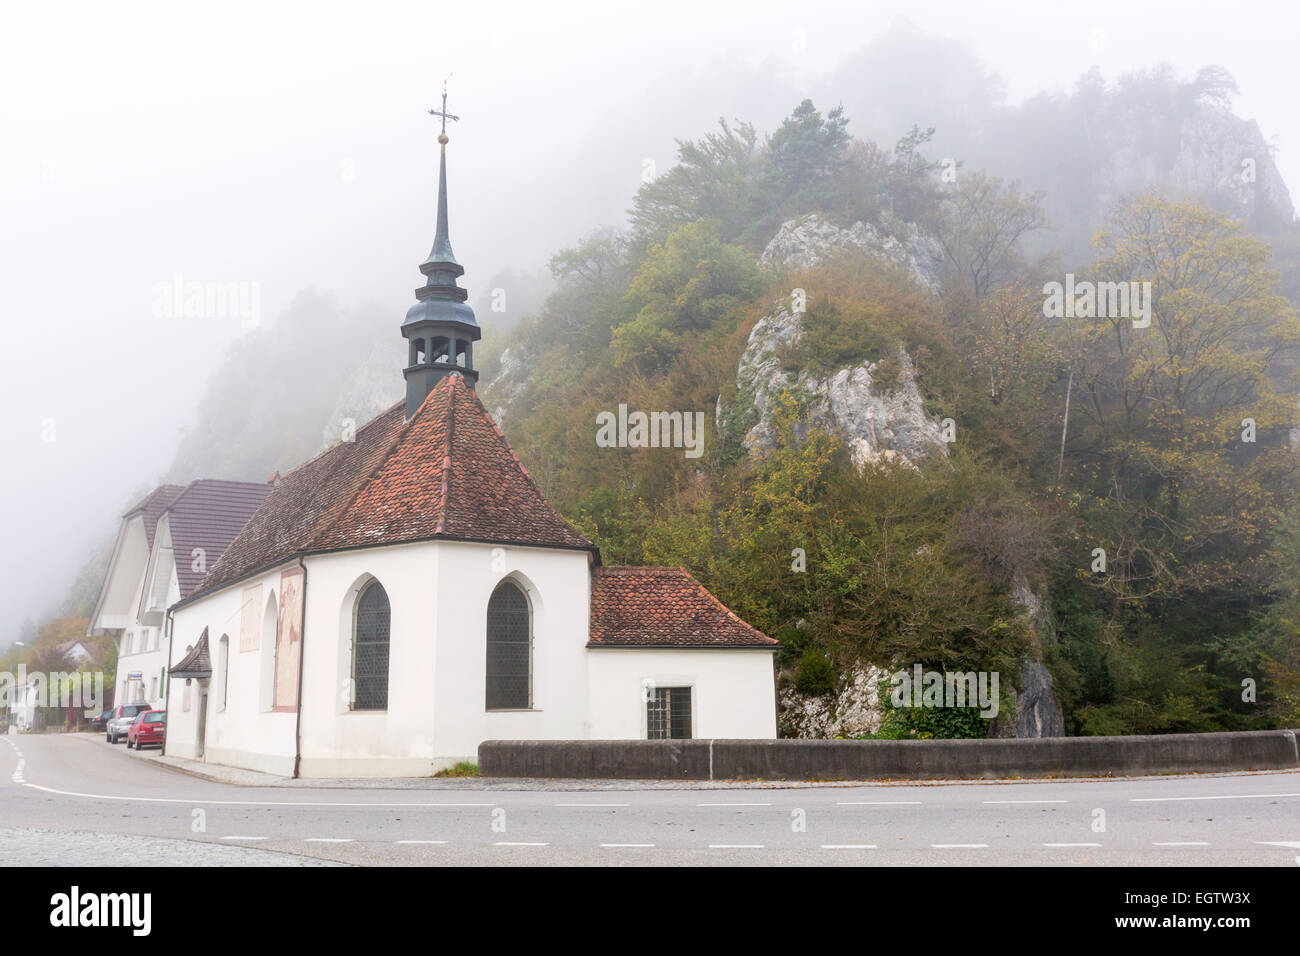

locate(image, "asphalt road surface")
[[4, 731, 1299, 866]]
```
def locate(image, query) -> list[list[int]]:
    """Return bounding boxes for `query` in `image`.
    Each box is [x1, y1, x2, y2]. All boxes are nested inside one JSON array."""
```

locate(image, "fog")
[[2, 0, 1297, 643]]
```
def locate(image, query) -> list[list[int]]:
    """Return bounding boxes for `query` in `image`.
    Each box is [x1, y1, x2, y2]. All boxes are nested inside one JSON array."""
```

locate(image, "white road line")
[[305, 838, 354, 843], [836, 800, 922, 805], [1256, 841, 1300, 849], [20, 782, 498, 809], [600, 843, 654, 848], [554, 802, 629, 807], [1153, 841, 1210, 846], [1131, 792, 1300, 802], [984, 799, 1069, 804], [709, 843, 764, 849], [493, 842, 549, 847], [696, 802, 771, 807], [932, 843, 989, 848], [396, 840, 448, 845], [220, 836, 267, 841], [1043, 842, 1101, 847], [821, 844, 878, 849]]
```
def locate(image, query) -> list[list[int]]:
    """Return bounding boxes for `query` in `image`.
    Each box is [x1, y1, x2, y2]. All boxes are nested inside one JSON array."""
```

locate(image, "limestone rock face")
[[759, 213, 945, 292], [1096, 106, 1294, 228], [778, 664, 886, 739], [481, 345, 527, 428], [735, 305, 948, 469], [320, 338, 406, 450]]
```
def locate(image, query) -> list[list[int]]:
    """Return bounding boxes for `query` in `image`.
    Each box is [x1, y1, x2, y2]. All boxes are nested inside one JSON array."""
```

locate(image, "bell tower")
[[402, 87, 480, 419]]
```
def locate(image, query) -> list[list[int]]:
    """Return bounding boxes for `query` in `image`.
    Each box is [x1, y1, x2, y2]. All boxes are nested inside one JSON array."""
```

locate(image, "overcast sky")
[[2, 0, 1297, 644]]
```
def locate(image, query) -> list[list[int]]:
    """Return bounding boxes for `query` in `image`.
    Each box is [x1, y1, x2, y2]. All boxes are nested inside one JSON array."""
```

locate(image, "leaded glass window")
[[647, 687, 692, 739], [352, 581, 390, 710], [486, 581, 531, 710]]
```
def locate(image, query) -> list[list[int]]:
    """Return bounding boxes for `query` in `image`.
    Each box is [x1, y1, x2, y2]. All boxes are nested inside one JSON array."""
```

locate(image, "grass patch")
[[434, 761, 479, 778]]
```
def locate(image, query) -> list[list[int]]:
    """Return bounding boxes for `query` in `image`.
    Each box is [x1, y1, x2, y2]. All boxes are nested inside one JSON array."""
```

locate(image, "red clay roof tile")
[[188, 374, 593, 601], [589, 566, 777, 648]]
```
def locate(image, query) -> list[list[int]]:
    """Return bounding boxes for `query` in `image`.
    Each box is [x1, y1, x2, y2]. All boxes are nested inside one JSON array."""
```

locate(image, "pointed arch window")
[[486, 581, 531, 710], [352, 581, 391, 710]]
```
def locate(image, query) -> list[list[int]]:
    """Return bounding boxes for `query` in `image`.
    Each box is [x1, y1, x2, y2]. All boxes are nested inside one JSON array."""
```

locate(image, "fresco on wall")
[[274, 568, 304, 710], [240, 583, 262, 653]]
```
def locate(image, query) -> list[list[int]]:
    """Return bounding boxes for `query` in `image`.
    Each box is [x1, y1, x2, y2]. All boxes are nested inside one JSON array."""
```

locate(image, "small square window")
[[646, 686, 692, 739]]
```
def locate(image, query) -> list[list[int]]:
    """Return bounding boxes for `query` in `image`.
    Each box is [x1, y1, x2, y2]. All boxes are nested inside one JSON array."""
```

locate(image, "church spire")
[[402, 85, 480, 419]]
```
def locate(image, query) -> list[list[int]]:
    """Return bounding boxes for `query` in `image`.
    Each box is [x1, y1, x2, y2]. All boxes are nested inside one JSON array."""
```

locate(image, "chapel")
[[164, 106, 777, 777]]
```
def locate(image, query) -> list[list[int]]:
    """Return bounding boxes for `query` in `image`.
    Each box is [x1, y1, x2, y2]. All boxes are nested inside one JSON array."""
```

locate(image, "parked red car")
[[126, 710, 166, 750]]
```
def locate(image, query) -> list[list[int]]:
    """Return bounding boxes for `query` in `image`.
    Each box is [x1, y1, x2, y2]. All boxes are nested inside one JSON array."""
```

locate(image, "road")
[[3, 731, 1299, 866]]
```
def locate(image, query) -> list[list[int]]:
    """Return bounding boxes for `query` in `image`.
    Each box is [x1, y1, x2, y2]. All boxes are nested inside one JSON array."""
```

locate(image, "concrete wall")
[[587, 648, 777, 740], [479, 729, 1300, 780]]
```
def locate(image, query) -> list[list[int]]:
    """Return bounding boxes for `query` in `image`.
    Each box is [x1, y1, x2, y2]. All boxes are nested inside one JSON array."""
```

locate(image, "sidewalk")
[[136, 748, 808, 791]]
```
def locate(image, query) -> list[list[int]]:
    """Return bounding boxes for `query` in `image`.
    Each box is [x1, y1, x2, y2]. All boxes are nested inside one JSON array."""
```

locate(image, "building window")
[[647, 687, 692, 739], [216, 634, 230, 712], [351, 581, 390, 710], [485, 581, 531, 710]]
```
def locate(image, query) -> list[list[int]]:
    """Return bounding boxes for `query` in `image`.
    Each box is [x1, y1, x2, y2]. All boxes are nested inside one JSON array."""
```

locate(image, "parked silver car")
[[106, 703, 151, 744]]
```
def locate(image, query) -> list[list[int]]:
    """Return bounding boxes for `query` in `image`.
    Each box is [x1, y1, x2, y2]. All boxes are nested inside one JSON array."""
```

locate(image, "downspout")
[[292, 555, 308, 779], [161, 607, 174, 757]]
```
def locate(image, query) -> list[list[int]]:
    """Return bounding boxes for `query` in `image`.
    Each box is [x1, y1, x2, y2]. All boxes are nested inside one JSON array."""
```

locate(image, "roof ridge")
[[282, 399, 406, 479], [302, 400, 422, 552], [471, 379, 593, 545], [435, 376, 458, 534]]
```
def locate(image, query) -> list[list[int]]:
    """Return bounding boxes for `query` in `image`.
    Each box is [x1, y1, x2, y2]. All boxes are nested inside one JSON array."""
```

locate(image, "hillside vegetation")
[[485, 88, 1300, 736]]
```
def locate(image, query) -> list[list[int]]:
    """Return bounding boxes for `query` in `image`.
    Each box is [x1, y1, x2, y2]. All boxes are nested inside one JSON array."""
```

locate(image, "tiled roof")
[[169, 628, 211, 678], [588, 566, 778, 648], [187, 374, 593, 602], [164, 479, 274, 598], [124, 485, 184, 551]]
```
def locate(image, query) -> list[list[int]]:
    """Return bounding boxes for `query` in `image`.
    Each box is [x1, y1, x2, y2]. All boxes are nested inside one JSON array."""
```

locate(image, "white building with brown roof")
[[161, 122, 777, 777], [88, 480, 272, 709]]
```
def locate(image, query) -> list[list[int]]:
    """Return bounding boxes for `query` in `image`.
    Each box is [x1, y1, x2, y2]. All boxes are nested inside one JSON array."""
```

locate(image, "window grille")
[[486, 581, 531, 709], [352, 581, 391, 710], [647, 687, 692, 739]]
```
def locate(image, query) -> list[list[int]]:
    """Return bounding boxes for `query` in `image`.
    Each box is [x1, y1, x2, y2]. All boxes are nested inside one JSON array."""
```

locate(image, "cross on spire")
[[428, 83, 459, 144]]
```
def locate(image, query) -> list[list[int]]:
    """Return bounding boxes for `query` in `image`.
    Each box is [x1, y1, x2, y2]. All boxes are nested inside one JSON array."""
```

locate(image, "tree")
[[629, 119, 762, 247], [611, 221, 762, 373], [932, 173, 1048, 299], [761, 100, 852, 223]]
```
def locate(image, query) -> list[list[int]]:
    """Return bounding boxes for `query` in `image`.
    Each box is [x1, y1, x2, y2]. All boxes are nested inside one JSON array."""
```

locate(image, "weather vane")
[[428, 77, 459, 145]]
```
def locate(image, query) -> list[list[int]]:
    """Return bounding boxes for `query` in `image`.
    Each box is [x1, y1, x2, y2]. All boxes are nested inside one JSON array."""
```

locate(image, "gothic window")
[[486, 581, 531, 710], [352, 581, 391, 710]]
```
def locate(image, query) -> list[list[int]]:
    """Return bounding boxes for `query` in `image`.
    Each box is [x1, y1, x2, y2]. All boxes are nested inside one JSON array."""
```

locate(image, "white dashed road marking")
[[1256, 841, 1300, 848], [984, 799, 1068, 804], [1131, 792, 1300, 802], [821, 844, 878, 849]]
